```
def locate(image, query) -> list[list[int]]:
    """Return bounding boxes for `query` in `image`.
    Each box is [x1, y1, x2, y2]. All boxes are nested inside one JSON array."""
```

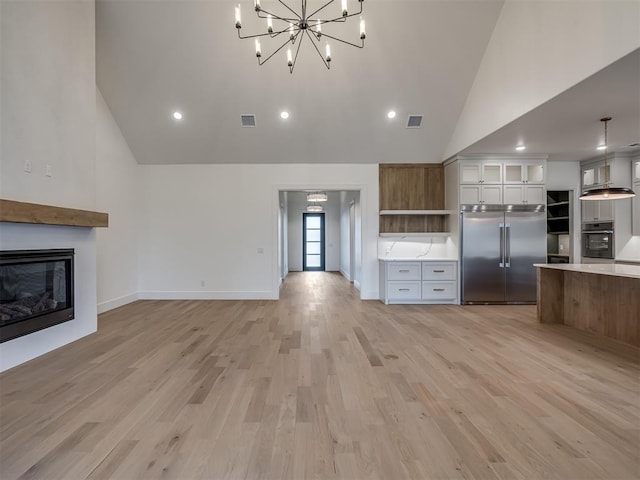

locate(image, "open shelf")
[[0, 199, 108, 228], [547, 201, 570, 207], [547, 216, 569, 221]]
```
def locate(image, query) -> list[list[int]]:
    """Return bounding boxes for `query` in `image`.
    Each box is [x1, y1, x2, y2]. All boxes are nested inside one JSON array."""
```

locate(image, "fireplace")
[[0, 249, 74, 343]]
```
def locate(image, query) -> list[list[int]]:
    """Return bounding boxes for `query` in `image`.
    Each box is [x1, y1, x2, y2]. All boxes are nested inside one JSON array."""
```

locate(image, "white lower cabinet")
[[380, 260, 459, 304]]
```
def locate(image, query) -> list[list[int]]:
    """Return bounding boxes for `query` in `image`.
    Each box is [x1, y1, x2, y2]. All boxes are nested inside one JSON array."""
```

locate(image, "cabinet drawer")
[[388, 263, 421, 281], [421, 262, 456, 281], [422, 281, 457, 300], [387, 282, 421, 299]]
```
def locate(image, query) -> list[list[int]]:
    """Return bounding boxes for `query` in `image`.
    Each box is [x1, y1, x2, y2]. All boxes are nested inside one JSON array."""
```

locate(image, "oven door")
[[582, 231, 614, 259]]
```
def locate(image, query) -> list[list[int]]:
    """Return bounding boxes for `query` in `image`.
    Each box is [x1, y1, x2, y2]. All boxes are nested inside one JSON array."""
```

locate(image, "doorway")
[[302, 213, 325, 271]]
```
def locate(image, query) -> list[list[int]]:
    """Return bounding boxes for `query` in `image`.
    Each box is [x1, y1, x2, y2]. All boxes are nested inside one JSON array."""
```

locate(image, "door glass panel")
[[527, 164, 544, 182], [306, 216, 321, 229], [461, 165, 480, 183], [306, 230, 321, 242], [306, 255, 321, 267], [306, 243, 321, 254]]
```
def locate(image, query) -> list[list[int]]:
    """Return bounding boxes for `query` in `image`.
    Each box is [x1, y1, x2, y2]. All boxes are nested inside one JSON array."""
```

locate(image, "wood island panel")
[[0, 199, 108, 228], [537, 266, 640, 346]]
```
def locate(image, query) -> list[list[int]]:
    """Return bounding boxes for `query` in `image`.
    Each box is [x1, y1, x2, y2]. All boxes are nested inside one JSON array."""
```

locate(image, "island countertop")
[[534, 263, 640, 280]]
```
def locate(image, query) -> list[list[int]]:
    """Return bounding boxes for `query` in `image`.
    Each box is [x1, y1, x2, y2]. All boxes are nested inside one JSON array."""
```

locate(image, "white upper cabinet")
[[633, 158, 640, 184], [503, 161, 545, 184], [460, 161, 502, 184], [460, 184, 503, 205], [503, 185, 546, 205]]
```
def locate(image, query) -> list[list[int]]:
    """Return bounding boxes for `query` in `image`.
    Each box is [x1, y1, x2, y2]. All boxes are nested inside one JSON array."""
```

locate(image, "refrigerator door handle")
[[505, 223, 511, 268], [499, 223, 505, 268]]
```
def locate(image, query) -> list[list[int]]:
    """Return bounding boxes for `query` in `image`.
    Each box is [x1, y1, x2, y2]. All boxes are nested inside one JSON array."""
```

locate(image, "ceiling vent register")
[[407, 115, 423, 129], [241, 114, 257, 127]]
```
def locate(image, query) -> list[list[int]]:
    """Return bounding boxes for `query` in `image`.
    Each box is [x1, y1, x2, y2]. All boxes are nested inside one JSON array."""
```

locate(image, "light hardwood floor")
[[1, 272, 639, 479]]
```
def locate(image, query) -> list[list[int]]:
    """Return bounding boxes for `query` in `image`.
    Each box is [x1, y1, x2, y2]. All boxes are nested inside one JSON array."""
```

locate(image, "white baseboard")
[[138, 290, 278, 300], [354, 280, 361, 291], [340, 269, 351, 281], [97, 292, 139, 314]]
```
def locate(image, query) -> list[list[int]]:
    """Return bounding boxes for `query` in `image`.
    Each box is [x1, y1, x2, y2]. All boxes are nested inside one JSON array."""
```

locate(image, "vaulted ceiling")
[[96, 1, 639, 166]]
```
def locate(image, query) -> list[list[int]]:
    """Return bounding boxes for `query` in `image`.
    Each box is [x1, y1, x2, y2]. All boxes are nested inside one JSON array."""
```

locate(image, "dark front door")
[[303, 213, 325, 271]]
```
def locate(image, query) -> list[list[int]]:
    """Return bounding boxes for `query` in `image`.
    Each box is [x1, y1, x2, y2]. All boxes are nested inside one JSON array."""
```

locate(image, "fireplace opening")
[[0, 249, 74, 343]]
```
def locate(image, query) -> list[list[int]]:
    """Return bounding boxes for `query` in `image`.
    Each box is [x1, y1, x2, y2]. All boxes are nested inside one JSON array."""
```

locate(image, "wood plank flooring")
[[1, 272, 639, 479]]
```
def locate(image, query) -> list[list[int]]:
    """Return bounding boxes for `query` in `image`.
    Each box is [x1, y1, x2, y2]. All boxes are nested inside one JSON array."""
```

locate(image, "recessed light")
[[387, 111, 396, 119], [515, 145, 526, 151], [597, 144, 607, 150], [280, 111, 289, 119], [172, 111, 183, 120]]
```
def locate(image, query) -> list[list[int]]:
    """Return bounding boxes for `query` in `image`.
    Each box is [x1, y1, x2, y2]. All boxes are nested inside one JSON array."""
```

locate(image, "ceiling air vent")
[[241, 114, 256, 127], [407, 115, 423, 129]]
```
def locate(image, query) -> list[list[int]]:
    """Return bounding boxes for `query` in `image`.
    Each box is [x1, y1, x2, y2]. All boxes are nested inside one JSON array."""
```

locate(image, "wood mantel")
[[0, 199, 108, 228]]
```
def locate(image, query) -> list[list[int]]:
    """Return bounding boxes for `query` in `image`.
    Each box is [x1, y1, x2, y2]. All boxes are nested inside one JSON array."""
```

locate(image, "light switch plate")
[[24, 160, 32, 173], [46, 164, 53, 177]]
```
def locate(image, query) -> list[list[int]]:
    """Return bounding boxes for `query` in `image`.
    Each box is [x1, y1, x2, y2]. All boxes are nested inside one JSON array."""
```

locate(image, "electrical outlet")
[[257, 247, 264, 254], [46, 164, 53, 177], [200, 280, 205, 287], [24, 160, 32, 173]]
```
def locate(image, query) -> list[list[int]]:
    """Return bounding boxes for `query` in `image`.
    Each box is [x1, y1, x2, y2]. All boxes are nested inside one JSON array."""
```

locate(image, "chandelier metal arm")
[[305, 29, 330, 69], [256, 8, 299, 23], [289, 29, 305, 73], [314, 31, 364, 49], [277, 0, 302, 20], [237, 27, 290, 41], [257, 31, 298, 66], [307, 0, 363, 21]]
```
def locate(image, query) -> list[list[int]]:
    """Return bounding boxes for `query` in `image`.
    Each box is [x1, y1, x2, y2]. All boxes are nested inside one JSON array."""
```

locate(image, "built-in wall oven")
[[582, 222, 614, 260]]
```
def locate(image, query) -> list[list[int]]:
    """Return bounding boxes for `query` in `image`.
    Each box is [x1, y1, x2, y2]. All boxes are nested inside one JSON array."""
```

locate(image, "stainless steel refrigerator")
[[461, 205, 546, 304]]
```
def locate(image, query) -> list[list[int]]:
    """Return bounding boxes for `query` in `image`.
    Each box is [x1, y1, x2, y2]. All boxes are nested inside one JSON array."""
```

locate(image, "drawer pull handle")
[[433, 288, 445, 292], [399, 270, 410, 273], [399, 288, 410, 292], [433, 270, 445, 273]]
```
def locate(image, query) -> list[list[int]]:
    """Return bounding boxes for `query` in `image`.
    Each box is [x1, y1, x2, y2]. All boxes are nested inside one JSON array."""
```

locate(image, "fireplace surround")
[[0, 249, 75, 343]]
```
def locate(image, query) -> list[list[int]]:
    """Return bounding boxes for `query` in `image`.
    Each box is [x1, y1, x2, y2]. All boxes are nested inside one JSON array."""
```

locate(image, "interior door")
[[462, 211, 505, 303], [504, 211, 546, 303], [303, 213, 325, 271]]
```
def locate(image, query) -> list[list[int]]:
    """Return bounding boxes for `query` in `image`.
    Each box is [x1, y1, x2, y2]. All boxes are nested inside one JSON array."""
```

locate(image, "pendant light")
[[580, 117, 636, 201]]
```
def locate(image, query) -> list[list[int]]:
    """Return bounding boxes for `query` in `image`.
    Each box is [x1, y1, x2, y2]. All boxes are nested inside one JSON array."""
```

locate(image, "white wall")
[[0, 0, 96, 209], [287, 191, 341, 272], [0, 0, 98, 371], [339, 191, 359, 280], [95, 89, 139, 312], [137, 164, 379, 300], [445, 0, 640, 158]]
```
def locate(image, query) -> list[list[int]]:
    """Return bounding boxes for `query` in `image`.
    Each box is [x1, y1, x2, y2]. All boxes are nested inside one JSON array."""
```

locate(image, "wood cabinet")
[[379, 164, 449, 234], [379, 260, 458, 304]]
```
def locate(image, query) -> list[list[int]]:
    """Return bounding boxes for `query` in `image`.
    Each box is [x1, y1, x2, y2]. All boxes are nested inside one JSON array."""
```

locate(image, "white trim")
[[97, 292, 139, 314], [354, 280, 361, 291], [340, 268, 351, 281], [138, 291, 278, 300]]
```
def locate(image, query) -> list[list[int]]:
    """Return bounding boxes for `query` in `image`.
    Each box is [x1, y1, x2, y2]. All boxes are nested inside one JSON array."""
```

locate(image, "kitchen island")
[[535, 263, 640, 346]]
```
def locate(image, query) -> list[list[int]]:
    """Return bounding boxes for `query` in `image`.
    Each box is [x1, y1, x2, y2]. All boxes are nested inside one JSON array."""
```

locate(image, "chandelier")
[[235, 0, 366, 73], [307, 191, 328, 202], [580, 117, 636, 201], [307, 203, 323, 212]]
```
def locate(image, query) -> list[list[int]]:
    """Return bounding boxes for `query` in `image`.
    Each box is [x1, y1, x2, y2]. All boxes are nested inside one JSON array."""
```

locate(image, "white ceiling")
[[460, 48, 640, 162], [96, 0, 504, 164], [96, 1, 639, 166]]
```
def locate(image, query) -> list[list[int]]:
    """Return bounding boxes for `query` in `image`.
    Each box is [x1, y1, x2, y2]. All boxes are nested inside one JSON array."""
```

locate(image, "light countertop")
[[534, 263, 640, 280], [379, 257, 458, 262]]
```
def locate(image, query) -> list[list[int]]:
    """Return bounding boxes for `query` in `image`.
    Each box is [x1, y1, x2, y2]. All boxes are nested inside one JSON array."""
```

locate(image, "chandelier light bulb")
[[289, 23, 295, 41], [267, 15, 273, 34], [254, 0, 261, 12], [287, 48, 293, 67], [255, 39, 261, 57], [341, 0, 348, 16], [316, 19, 322, 36], [235, 4, 241, 28], [325, 44, 331, 62], [360, 17, 366, 39]]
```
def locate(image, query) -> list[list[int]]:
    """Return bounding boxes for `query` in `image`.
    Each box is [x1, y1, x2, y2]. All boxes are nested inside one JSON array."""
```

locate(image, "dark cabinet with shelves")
[[546, 190, 572, 262]]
